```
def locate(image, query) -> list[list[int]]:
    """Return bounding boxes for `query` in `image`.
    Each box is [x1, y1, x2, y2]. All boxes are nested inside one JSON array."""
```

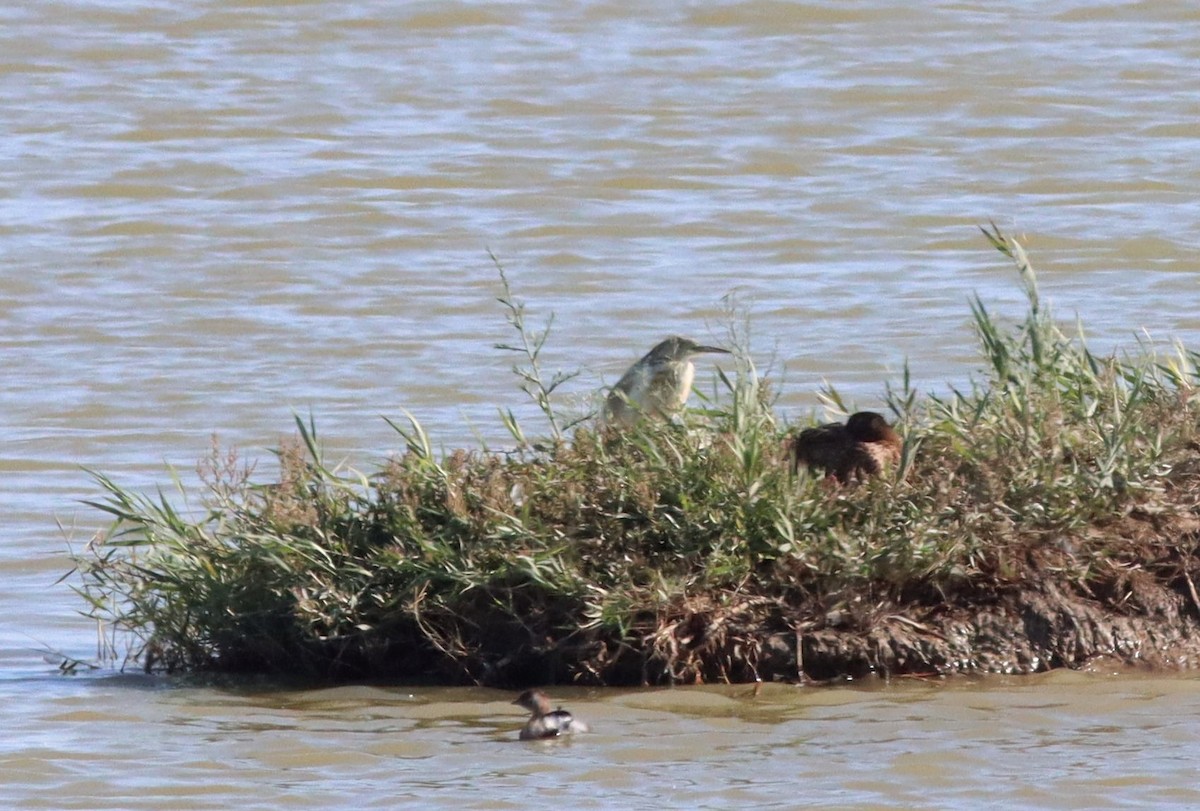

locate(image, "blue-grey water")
[[4, 1, 1200, 807]]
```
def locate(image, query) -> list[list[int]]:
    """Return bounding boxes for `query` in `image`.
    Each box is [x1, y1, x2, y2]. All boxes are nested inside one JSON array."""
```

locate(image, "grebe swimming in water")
[[512, 689, 589, 740]]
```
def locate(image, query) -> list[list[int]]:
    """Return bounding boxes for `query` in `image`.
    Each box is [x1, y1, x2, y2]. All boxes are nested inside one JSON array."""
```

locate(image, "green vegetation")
[[70, 227, 1200, 684]]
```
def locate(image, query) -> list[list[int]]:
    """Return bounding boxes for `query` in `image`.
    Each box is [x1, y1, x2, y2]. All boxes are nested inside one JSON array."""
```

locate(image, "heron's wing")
[[604, 364, 651, 426]]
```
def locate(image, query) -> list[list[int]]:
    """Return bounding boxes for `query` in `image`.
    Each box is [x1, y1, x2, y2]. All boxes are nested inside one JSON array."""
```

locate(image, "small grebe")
[[512, 689, 589, 740]]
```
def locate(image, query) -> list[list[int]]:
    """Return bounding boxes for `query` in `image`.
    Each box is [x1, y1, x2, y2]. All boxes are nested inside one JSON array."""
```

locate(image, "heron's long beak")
[[695, 345, 731, 355]]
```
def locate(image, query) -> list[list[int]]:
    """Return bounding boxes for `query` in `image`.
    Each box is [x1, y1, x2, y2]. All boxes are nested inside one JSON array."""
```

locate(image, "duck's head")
[[845, 411, 898, 443]]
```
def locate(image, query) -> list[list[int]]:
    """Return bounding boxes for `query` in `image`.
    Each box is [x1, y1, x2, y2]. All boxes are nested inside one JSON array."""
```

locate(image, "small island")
[[72, 226, 1200, 686]]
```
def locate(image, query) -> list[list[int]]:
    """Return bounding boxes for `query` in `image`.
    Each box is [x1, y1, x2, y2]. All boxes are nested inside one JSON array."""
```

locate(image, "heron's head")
[[648, 336, 731, 362]]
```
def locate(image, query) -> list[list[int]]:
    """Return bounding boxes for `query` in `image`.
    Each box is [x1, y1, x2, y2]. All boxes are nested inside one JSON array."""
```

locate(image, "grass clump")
[[71, 227, 1200, 684]]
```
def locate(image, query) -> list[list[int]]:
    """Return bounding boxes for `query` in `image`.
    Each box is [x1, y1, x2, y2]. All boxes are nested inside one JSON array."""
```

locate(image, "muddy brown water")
[[4, 1, 1200, 807], [3, 669, 1199, 809]]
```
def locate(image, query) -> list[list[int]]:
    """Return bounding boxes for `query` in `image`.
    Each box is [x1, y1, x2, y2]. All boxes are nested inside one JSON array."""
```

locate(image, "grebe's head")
[[513, 689, 554, 715]]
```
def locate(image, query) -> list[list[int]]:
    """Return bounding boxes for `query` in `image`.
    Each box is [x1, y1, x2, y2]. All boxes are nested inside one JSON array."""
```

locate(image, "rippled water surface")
[[4, 1, 1200, 806], [3, 669, 1200, 810]]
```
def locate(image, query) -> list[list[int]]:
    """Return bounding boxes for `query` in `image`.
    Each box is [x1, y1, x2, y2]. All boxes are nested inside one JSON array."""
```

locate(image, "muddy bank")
[[733, 577, 1200, 684], [413, 566, 1200, 688], [457, 517, 1200, 687], [471, 577, 1200, 687]]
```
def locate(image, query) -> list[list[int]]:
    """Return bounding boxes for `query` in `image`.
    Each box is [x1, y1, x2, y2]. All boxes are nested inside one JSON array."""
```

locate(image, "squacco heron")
[[603, 336, 730, 428]]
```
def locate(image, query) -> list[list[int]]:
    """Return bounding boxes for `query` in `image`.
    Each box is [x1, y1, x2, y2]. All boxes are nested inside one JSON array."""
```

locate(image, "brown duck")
[[789, 411, 902, 483]]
